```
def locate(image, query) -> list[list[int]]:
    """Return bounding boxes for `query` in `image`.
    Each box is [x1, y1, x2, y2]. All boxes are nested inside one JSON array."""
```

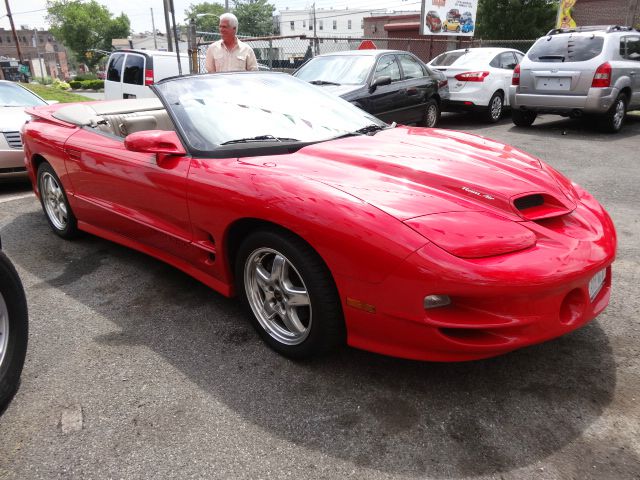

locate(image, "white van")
[[104, 49, 191, 100]]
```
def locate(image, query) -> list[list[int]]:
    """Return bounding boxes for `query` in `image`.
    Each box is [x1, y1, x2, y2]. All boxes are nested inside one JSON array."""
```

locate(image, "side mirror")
[[369, 75, 392, 92], [125, 130, 186, 156]]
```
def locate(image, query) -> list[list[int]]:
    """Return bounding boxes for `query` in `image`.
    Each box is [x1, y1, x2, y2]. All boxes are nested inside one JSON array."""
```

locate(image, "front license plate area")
[[536, 77, 571, 90], [589, 268, 606, 301]]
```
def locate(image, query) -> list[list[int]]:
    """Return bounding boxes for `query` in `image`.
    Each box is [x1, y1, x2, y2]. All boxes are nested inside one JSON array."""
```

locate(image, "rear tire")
[[512, 109, 537, 127], [0, 251, 28, 411], [37, 163, 79, 239], [235, 229, 345, 359], [485, 92, 504, 123], [598, 93, 627, 133], [423, 98, 441, 128]]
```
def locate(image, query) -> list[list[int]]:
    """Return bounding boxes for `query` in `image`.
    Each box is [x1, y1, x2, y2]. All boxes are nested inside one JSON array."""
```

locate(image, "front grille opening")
[[514, 194, 544, 211]]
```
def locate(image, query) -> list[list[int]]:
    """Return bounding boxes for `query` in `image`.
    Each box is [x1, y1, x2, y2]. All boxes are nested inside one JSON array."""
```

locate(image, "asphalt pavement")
[[0, 113, 638, 479]]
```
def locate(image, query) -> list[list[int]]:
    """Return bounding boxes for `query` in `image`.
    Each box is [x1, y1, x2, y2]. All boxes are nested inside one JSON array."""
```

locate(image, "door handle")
[[407, 88, 418, 96]]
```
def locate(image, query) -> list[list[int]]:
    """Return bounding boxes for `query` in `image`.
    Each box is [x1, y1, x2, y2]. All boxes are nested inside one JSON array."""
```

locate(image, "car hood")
[[313, 84, 363, 97], [252, 126, 576, 222], [0, 106, 30, 131]]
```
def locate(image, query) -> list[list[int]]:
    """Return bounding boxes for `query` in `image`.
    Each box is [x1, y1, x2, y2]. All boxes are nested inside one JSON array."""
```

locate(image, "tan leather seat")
[[119, 116, 157, 136]]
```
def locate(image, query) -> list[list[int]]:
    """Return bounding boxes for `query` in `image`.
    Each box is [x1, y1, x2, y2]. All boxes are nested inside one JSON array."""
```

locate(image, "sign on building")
[[420, 0, 479, 36]]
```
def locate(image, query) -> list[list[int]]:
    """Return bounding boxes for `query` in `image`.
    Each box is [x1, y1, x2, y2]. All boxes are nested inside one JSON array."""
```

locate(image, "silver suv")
[[510, 25, 640, 132]]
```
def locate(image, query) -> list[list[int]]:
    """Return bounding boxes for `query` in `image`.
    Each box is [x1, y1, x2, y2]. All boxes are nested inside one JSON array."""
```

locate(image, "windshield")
[[0, 82, 46, 107], [294, 55, 375, 85], [527, 35, 605, 62], [153, 73, 385, 152]]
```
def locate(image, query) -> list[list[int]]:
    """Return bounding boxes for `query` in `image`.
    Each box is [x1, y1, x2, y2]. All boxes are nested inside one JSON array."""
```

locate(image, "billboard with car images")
[[420, 0, 478, 36]]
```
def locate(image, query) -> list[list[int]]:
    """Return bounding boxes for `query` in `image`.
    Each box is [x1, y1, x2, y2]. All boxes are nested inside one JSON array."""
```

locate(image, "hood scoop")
[[512, 192, 573, 221]]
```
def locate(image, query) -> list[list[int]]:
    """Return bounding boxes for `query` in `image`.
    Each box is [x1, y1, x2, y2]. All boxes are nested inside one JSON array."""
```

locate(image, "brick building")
[[0, 27, 69, 80], [363, 14, 459, 63], [571, 0, 640, 27]]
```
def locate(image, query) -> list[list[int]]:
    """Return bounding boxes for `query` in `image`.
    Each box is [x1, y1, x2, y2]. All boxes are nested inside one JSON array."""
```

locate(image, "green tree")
[[47, 0, 130, 69], [233, 0, 275, 37], [475, 0, 558, 39], [185, 2, 225, 34]]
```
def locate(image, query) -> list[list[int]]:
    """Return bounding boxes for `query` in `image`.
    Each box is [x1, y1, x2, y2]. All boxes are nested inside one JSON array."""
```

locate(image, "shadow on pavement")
[[2, 207, 627, 478]]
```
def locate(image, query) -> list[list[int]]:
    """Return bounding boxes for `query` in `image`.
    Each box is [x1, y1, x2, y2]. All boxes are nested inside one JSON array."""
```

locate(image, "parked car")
[[0, 80, 48, 181], [442, 18, 461, 33], [22, 72, 616, 362], [425, 11, 442, 33], [293, 49, 447, 127], [510, 25, 640, 132], [105, 49, 190, 100], [429, 47, 525, 122], [0, 235, 28, 411], [460, 11, 473, 24]]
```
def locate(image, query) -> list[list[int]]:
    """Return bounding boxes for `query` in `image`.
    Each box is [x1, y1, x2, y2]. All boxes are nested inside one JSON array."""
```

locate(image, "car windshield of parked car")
[[0, 83, 46, 107], [431, 50, 491, 67], [154, 73, 386, 151], [527, 35, 605, 62], [294, 55, 376, 85]]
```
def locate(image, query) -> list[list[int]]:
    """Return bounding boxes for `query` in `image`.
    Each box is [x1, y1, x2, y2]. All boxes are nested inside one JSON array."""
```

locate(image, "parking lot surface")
[[0, 113, 638, 479]]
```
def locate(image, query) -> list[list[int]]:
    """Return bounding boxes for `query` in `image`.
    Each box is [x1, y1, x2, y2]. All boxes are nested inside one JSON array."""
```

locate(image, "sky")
[[1, 0, 421, 34]]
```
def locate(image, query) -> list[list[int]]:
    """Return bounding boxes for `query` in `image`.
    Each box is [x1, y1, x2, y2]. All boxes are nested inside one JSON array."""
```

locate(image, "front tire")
[[37, 163, 79, 239], [599, 93, 627, 133], [485, 91, 504, 123], [423, 98, 441, 128], [235, 229, 345, 359], [512, 109, 537, 127], [0, 251, 28, 411]]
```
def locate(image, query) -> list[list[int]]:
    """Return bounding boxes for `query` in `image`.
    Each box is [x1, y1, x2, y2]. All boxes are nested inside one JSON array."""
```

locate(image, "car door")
[[121, 53, 147, 99], [490, 51, 519, 105], [364, 54, 406, 123], [620, 35, 640, 108], [397, 53, 437, 124], [62, 127, 193, 260], [105, 53, 125, 100]]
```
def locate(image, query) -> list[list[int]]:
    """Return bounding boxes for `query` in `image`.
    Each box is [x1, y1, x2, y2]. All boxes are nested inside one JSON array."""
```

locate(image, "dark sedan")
[[293, 49, 448, 128]]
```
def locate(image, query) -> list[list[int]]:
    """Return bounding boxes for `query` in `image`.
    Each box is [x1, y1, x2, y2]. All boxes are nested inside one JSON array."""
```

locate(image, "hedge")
[[69, 79, 104, 90]]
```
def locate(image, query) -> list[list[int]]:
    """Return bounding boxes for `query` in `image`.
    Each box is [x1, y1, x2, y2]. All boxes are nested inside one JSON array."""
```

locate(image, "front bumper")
[[0, 148, 28, 179], [509, 86, 618, 115], [339, 188, 617, 361]]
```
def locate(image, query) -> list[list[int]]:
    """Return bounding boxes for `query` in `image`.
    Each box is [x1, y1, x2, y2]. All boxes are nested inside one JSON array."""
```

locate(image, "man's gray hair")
[[220, 12, 239, 30]]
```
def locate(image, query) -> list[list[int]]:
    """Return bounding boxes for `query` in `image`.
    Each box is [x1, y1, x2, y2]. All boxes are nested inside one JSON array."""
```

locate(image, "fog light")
[[424, 294, 451, 309]]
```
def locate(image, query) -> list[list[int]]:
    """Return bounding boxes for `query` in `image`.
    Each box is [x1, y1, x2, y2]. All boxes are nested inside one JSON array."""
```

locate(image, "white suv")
[[510, 25, 640, 132]]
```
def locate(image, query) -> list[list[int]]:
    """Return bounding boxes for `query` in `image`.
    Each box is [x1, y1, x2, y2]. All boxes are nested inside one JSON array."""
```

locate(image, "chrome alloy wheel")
[[244, 247, 312, 346], [613, 98, 625, 130], [490, 95, 503, 121], [40, 172, 68, 231], [0, 292, 8, 370], [425, 104, 439, 127]]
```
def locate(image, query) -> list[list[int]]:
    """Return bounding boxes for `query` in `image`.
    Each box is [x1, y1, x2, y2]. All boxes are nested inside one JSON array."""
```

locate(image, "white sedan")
[[0, 80, 48, 181], [428, 47, 524, 122]]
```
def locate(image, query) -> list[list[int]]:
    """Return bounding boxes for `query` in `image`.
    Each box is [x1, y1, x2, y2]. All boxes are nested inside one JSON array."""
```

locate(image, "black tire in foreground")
[[0, 250, 28, 412], [235, 229, 345, 359], [512, 109, 538, 128], [37, 162, 79, 239]]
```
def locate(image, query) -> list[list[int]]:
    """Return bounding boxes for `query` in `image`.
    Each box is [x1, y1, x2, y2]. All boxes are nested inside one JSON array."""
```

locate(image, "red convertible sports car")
[[22, 73, 616, 361]]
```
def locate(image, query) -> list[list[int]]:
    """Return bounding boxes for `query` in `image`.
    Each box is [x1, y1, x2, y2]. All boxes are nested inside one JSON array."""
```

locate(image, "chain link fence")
[[190, 31, 537, 74]]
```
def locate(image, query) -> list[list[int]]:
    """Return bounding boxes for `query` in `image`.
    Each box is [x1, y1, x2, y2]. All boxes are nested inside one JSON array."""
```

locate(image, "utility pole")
[[225, 0, 229, 13], [163, 0, 173, 51], [312, 2, 318, 56], [4, 0, 24, 62], [168, 0, 182, 75], [151, 8, 158, 49]]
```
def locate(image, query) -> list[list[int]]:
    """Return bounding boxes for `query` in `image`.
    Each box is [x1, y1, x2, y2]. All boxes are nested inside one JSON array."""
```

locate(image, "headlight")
[[405, 211, 536, 258]]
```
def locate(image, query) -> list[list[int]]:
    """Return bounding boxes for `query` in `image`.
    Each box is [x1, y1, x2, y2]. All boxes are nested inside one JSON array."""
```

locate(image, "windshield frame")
[[151, 72, 387, 158]]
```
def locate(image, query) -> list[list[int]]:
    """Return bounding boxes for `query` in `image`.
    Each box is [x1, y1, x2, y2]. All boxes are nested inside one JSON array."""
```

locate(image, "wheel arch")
[[224, 218, 335, 291]]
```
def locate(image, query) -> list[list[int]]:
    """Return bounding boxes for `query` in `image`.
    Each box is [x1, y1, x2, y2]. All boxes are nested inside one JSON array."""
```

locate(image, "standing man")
[[205, 13, 258, 73]]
